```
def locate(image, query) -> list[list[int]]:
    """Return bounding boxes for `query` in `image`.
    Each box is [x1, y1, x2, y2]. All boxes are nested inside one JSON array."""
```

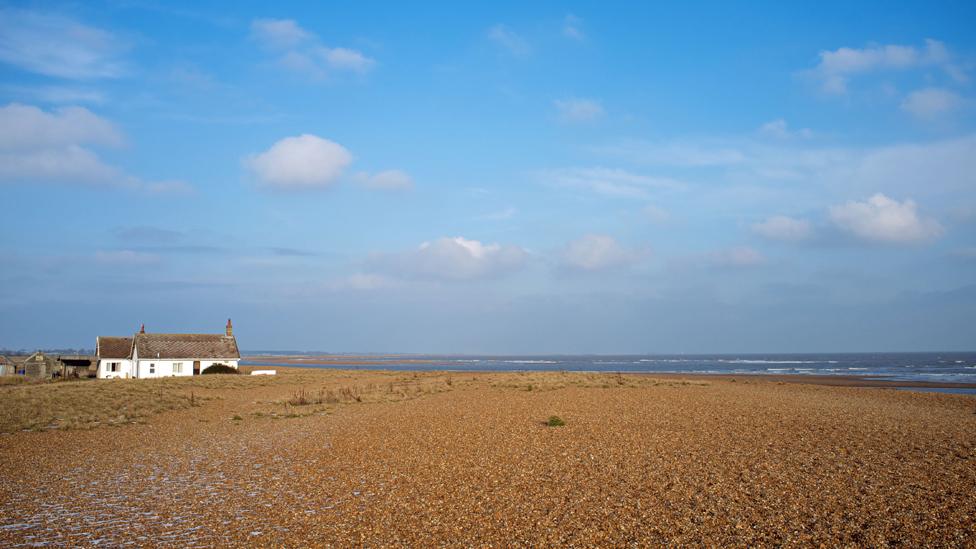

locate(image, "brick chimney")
[[226, 318, 233, 337], [139, 323, 145, 334]]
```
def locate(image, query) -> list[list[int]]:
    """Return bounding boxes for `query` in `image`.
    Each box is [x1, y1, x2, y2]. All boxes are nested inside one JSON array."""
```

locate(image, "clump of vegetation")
[[0, 379, 211, 433], [201, 363, 239, 375], [0, 376, 38, 386], [289, 387, 310, 406], [287, 387, 335, 406], [546, 415, 565, 427]]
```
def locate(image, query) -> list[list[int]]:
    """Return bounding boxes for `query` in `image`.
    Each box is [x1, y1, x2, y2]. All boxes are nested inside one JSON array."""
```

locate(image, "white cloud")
[[542, 167, 685, 199], [759, 119, 812, 140], [562, 14, 585, 40], [560, 235, 644, 272], [246, 134, 353, 190], [709, 247, 765, 268], [488, 24, 529, 56], [810, 39, 963, 94], [0, 103, 184, 192], [250, 18, 374, 78], [372, 237, 528, 280], [554, 98, 604, 123], [752, 215, 813, 241], [0, 9, 126, 79], [251, 18, 311, 49], [355, 169, 414, 191], [0, 103, 122, 150], [829, 194, 943, 244], [900, 88, 963, 119]]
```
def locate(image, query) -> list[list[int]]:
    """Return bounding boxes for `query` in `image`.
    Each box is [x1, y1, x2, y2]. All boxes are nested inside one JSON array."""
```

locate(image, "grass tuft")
[[546, 415, 565, 427]]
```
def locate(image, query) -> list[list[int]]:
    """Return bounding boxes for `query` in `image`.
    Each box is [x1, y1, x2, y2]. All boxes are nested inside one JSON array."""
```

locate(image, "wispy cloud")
[[758, 119, 813, 140], [594, 139, 747, 167], [251, 18, 374, 79], [708, 246, 765, 268], [113, 226, 185, 244], [752, 215, 813, 242], [251, 18, 311, 49], [0, 103, 123, 150], [94, 250, 161, 266], [488, 24, 530, 56], [0, 8, 127, 79], [354, 169, 414, 191], [900, 87, 964, 120], [370, 237, 528, 281], [594, 134, 976, 200], [642, 204, 670, 224], [3, 85, 105, 104], [540, 167, 685, 199], [807, 39, 965, 94], [477, 207, 518, 221], [554, 98, 604, 123], [0, 103, 189, 193], [562, 14, 585, 41], [560, 235, 645, 272]]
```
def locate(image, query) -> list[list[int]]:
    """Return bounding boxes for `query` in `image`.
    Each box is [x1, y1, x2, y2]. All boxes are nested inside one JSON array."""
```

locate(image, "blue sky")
[[1, 1, 974, 353]]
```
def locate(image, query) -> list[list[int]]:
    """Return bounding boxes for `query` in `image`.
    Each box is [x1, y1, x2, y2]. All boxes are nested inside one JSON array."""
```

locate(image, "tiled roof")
[[98, 337, 133, 359], [133, 334, 240, 360]]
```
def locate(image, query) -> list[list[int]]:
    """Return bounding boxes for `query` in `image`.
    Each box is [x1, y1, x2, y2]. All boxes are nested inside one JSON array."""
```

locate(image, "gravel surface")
[[1, 370, 974, 546]]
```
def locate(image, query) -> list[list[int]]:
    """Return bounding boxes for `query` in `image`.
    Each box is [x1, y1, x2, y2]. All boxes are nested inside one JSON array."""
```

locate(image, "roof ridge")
[[136, 333, 232, 337]]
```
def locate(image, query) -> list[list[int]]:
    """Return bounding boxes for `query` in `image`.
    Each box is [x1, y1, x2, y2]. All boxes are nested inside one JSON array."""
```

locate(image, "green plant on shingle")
[[546, 415, 565, 427]]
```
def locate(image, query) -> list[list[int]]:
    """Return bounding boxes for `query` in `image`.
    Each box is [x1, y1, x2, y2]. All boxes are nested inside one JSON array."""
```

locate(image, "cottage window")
[[107, 362, 120, 372], [173, 362, 183, 373], [149, 363, 155, 374]]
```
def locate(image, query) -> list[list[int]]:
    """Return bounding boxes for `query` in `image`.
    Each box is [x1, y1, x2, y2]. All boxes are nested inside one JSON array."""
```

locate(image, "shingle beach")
[[1, 369, 974, 546]]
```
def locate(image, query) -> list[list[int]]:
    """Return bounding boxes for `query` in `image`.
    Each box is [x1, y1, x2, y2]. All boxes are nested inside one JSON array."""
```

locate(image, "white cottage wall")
[[97, 359, 133, 379]]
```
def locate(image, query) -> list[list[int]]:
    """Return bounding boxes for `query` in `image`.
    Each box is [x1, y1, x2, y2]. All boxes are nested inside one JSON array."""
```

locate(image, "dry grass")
[[275, 379, 455, 411], [0, 379, 213, 432], [0, 376, 40, 387], [0, 373, 286, 432], [488, 370, 710, 391], [0, 369, 705, 434]]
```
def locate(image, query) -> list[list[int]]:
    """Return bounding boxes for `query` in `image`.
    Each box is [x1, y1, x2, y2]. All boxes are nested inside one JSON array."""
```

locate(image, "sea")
[[242, 352, 976, 394]]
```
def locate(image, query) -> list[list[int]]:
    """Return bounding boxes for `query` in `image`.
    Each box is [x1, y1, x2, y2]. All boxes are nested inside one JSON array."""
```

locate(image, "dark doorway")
[[193, 360, 201, 375]]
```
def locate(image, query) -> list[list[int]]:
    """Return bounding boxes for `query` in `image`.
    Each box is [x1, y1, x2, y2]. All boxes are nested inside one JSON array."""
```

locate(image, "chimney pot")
[[226, 318, 233, 337], [139, 323, 145, 334]]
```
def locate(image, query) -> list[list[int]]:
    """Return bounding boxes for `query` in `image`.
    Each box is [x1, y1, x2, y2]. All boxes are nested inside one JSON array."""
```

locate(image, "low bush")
[[546, 415, 565, 427], [201, 363, 239, 375]]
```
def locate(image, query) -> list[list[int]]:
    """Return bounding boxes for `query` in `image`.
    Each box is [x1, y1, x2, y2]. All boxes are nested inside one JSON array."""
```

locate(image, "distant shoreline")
[[240, 360, 976, 391]]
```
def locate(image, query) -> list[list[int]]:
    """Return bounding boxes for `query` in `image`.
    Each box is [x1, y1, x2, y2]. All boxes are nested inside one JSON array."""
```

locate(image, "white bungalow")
[[96, 319, 240, 379]]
